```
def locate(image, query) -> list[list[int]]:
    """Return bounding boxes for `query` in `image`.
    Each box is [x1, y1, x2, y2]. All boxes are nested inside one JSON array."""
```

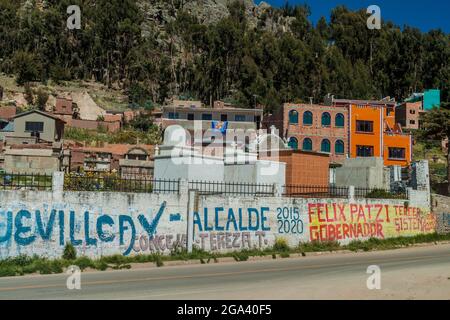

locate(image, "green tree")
[[13, 51, 41, 85], [420, 107, 450, 194], [128, 113, 154, 132], [35, 89, 49, 111], [24, 83, 34, 106]]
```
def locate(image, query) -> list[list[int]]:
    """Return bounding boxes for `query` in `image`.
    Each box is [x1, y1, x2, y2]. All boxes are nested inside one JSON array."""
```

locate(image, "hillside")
[[0, 74, 128, 113], [0, 0, 448, 112]]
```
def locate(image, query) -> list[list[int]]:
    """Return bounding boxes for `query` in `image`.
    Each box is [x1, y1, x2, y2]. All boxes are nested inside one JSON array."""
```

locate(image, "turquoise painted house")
[[423, 89, 440, 110]]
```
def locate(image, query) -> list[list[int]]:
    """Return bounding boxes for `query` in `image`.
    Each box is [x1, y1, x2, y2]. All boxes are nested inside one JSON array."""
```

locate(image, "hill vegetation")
[[0, 0, 448, 113]]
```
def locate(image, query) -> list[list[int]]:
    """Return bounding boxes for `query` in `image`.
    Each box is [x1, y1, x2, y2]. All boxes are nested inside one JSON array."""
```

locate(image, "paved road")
[[1, 244, 450, 300]]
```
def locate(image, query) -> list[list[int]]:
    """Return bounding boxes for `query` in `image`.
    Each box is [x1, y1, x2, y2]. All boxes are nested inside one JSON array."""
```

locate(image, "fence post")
[[186, 189, 198, 253], [348, 185, 355, 201], [273, 183, 283, 197], [179, 178, 188, 196], [52, 171, 64, 200]]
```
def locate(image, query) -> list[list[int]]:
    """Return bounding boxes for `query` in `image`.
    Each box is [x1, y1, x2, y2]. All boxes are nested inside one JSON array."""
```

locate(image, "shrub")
[[73, 256, 94, 271], [35, 259, 53, 275], [366, 189, 405, 200], [154, 254, 164, 267], [63, 243, 77, 261], [50, 260, 64, 273], [232, 251, 249, 262], [0, 266, 18, 277], [273, 238, 290, 252], [13, 51, 41, 85], [35, 88, 48, 110], [93, 261, 109, 271], [297, 241, 341, 252]]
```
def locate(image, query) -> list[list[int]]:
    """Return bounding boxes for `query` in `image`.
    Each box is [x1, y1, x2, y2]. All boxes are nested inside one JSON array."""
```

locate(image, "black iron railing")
[[188, 180, 275, 197], [59, 173, 409, 199], [354, 187, 407, 200], [283, 185, 349, 198], [0, 173, 53, 191], [64, 174, 179, 194]]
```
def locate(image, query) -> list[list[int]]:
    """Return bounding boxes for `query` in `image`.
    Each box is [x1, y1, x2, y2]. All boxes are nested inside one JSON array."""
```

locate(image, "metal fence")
[[64, 174, 179, 194], [0, 173, 53, 191], [283, 185, 407, 200], [354, 187, 407, 200], [5, 172, 406, 199], [188, 180, 275, 197], [283, 185, 349, 198]]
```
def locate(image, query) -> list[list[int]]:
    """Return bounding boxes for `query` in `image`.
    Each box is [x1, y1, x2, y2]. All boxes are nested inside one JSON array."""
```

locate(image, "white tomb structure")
[[153, 125, 286, 188]]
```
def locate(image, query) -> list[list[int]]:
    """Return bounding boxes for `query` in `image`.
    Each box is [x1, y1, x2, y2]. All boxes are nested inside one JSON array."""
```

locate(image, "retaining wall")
[[0, 175, 437, 259], [432, 194, 450, 234]]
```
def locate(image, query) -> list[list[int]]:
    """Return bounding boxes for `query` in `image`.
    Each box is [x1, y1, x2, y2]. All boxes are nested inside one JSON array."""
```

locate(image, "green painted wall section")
[[423, 89, 440, 110]]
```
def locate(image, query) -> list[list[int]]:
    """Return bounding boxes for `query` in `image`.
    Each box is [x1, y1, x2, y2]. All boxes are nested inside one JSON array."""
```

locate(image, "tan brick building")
[[395, 101, 425, 130]]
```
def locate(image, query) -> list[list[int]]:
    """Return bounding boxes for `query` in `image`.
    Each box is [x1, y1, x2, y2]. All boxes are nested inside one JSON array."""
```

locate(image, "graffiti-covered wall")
[[0, 191, 188, 259], [194, 196, 436, 252], [0, 189, 436, 259], [432, 194, 450, 234]]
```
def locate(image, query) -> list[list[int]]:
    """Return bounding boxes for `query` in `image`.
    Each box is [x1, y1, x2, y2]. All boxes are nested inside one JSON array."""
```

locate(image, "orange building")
[[334, 99, 412, 167]]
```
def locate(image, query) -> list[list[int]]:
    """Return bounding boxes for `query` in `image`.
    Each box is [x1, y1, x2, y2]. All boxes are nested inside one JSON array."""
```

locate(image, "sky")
[[257, 0, 450, 33]]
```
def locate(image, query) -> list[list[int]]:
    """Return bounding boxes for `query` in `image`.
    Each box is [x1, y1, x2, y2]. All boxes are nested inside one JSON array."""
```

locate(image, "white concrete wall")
[[0, 185, 436, 259], [154, 155, 225, 182], [0, 190, 188, 259]]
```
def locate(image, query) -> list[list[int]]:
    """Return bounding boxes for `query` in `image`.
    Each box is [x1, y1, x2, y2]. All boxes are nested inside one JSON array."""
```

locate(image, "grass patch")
[[1, 233, 450, 277], [297, 241, 341, 253], [273, 238, 290, 252]]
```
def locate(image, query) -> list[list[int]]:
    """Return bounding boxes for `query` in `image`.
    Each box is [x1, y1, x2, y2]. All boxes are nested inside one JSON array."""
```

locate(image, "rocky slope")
[[138, 0, 293, 36]]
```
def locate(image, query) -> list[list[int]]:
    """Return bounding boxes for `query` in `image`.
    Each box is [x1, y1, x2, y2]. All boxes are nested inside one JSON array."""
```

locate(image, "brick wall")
[[65, 118, 121, 133], [55, 98, 73, 115], [260, 150, 330, 187]]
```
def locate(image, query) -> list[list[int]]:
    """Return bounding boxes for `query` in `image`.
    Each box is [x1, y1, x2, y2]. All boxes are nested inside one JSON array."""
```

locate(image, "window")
[[389, 148, 406, 160], [410, 110, 416, 115], [288, 137, 298, 150], [302, 138, 313, 151], [187, 113, 194, 121], [289, 110, 299, 124], [410, 120, 416, 125], [303, 111, 313, 126], [386, 108, 394, 116], [335, 113, 345, 127], [321, 139, 331, 153], [321, 112, 331, 126], [335, 140, 345, 154], [168, 112, 179, 120], [221, 114, 228, 122], [25, 121, 44, 132], [356, 120, 374, 133], [202, 114, 212, 121], [357, 145, 374, 157], [128, 154, 147, 161], [235, 115, 246, 122]]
